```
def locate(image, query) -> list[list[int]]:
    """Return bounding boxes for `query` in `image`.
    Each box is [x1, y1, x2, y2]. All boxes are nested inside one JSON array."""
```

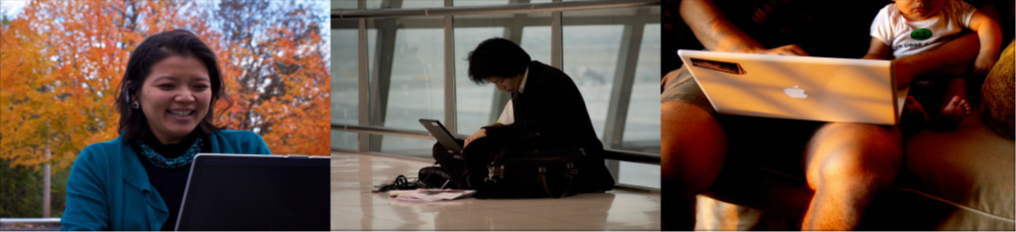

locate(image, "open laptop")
[[419, 119, 464, 153], [677, 49, 909, 125], [175, 154, 329, 231]]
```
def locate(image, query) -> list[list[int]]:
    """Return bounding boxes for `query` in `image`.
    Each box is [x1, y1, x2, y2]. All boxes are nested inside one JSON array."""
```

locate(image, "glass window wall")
[[331, 2, 661, 188]]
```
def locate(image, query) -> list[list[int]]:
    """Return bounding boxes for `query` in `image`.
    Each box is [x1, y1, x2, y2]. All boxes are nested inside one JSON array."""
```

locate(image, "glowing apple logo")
[[784, 85, 807, 99]]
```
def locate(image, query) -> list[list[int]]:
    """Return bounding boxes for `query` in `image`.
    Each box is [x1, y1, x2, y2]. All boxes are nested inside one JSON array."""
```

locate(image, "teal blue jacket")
[[61, 130, 271, 231]]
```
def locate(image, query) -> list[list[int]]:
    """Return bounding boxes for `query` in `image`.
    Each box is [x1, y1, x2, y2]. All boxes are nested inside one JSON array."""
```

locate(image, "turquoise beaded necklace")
[[138, 137, 203, 169]]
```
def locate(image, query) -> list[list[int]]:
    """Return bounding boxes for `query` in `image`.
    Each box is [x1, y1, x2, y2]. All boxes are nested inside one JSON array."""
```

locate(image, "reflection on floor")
[[330, 152, 661, 230]]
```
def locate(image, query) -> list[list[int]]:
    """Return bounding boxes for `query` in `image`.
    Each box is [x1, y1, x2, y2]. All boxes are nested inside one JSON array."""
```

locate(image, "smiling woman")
[[60, 30, 272, 231], [136, 56, 213, 145]]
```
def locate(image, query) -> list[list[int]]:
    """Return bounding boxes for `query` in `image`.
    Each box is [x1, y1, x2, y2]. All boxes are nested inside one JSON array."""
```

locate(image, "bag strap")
[[560, 176, 575, 198], [562, 163, 577, 197], [539, 166, 577, 198]]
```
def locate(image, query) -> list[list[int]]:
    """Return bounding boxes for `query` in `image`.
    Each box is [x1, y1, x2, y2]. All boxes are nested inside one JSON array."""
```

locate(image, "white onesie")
[[870, 0, 977, 59]]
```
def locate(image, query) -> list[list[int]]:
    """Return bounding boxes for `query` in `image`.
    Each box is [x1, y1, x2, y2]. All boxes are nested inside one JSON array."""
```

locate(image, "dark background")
[[662, 0, 1016, 75]]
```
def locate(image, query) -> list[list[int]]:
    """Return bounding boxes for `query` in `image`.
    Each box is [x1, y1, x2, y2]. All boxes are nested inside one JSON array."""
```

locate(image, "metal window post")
[[444, 0, 456, 133], [357, 0, 370, 152], [550, 0, 562, 69], [601, 15, 646, 184], [603, 9, 647, 150], [367, 0, 403, 151]]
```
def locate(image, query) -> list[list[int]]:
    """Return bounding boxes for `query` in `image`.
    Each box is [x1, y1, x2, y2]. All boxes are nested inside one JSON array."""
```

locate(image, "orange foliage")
[[0, 0, 330, 170], [211, 0, 330, 156]]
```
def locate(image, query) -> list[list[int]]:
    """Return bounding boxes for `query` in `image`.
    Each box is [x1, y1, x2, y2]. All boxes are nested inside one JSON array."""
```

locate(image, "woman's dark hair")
[[467, 38, 531, 84], [116, 29, 226, 143]]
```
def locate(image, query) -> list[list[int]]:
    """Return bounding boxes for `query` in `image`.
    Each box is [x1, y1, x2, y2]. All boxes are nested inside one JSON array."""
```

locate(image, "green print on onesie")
[[911, 28, 932, 40]]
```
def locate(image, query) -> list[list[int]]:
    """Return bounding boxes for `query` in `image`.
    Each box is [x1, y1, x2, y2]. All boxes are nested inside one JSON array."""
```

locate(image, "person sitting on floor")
[[451, 37, 616, 193]]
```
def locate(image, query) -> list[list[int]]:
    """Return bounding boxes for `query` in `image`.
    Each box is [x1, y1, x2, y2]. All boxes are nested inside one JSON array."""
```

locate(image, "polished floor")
[[330, 152, 661, 230]]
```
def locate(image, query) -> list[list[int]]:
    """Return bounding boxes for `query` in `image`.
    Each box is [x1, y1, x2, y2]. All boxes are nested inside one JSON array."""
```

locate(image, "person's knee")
[[662, 100, 713, 122], [662, 100, 727, 194], [661, 100, 726, 159], [661, 100, 725, 147], [813, 122, 902, 152], [807, 123, 902, 189]]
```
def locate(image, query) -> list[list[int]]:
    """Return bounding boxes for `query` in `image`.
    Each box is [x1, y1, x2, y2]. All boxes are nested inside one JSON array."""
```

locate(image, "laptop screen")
[[419, 119, 463, 153], [176, 154, 329, 231]]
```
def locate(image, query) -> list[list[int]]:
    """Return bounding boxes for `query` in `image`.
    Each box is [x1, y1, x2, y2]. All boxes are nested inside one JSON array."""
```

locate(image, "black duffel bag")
[[430, 138, 467, 189], [461, 136, 587, 199]]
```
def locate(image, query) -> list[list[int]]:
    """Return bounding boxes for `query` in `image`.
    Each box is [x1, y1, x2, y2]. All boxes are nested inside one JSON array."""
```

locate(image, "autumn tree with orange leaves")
[[0, 0, 329, 218], [213, 0, 331, 156]]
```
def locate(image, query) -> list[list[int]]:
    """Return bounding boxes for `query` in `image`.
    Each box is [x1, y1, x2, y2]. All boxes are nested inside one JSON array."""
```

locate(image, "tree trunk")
[[43, 144, 51, 218]]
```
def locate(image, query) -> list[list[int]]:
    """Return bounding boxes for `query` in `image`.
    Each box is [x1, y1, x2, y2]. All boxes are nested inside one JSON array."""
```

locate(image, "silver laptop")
[[677, 49, 909, 125]]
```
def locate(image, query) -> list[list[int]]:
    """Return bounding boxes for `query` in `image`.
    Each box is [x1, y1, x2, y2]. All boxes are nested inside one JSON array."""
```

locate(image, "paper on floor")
[[389, 189, 476, 202]]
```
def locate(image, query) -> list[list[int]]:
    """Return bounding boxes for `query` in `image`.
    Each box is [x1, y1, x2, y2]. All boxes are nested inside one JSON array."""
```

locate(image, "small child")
[[863, 0, 1001, 130]]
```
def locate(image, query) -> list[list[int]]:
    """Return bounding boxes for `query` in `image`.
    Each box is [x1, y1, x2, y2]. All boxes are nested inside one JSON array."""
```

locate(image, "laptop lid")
[[175, 154, 329, 231], [419, 119, 463, 153], [677, 49, 908, 125]]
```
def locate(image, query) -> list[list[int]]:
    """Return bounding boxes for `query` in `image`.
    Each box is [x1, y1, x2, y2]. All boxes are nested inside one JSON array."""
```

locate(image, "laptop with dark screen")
[[419, 119, 464, 153], [175, 154, 329, 231]]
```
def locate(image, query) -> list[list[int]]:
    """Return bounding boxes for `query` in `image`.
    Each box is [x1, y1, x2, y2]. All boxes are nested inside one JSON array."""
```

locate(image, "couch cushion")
[[980, 40, 1015, 139], [903, 109, 1016, 229]]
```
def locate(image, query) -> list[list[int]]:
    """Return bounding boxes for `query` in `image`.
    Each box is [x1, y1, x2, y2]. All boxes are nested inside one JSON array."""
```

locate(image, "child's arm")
[[863, 37, 890, 60], [968, 11, 1002, 75]]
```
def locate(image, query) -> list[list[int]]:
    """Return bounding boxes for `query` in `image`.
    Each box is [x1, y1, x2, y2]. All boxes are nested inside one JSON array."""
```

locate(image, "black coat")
[[482, 61, 615, 192]]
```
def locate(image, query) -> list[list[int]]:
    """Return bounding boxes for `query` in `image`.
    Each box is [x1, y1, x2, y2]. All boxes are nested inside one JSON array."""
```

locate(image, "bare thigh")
[[663, 67, 823, 179], [662, 67, 728, 194]]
